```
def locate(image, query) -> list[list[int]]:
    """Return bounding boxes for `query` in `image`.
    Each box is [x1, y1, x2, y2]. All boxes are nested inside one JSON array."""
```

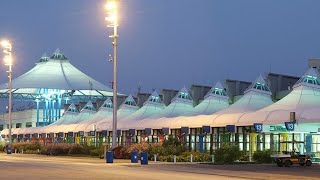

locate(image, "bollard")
[[154, 154, 157, 162], [211, 155, 215, 163], [37, 149, 40, 153], [104, 145, 107, 160], [15, 149, 17, 154], [190, 154, 193, 162], [22, 149, 24, 154], [174, 155, 176, 163]]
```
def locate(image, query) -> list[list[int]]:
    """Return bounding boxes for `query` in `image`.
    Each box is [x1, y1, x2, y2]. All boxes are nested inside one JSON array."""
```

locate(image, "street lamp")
[[106, 0, 118, 150], [1, 40, 13, 154]]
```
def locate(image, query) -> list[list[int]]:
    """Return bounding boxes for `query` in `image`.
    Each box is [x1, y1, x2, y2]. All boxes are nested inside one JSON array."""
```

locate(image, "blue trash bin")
[[131, 151, 138, 163], [6, 147, 12, 154], [140, 152, 148, 165], [106, 151, 113, 163]]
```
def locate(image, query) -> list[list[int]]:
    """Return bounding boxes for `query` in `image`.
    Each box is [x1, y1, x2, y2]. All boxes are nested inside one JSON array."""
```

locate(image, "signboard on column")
[[285, 122, 295, 131], [253, 123, 263, 133], [226, 125, 235, 133]]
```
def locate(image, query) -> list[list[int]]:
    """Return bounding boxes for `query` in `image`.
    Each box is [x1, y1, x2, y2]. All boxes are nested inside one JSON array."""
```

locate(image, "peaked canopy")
[[208, 75, 273, 127], [149, 87, 193, 119], [237, 68, 320, 126], [118, 91, 166, 129], [140, 82, 230, 129], [0, 49, 113, 96], [128, 87, 194, 130], [187, 82, 229, 116], [93, 95, 139, 131], [50, 103, 80, 125]]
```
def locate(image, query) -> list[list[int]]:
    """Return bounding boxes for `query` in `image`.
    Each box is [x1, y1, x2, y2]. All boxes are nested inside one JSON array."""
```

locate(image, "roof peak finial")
[[54, 48, 61, 54], [50, 48, 68, 60], [39, 52, 49, 62]]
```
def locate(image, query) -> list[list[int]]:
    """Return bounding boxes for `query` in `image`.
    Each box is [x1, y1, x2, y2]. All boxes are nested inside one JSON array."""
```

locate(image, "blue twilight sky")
[[0, 0, 320, 95]]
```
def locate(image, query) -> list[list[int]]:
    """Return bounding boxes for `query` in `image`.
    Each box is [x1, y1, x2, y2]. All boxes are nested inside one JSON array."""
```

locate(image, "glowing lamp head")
[[1, 40, 11, 49], [106, 1, 117, 11]]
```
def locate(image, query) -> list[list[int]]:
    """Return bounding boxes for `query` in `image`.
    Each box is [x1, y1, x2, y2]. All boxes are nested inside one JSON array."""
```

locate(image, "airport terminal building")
[[1, 51, 320, 160]]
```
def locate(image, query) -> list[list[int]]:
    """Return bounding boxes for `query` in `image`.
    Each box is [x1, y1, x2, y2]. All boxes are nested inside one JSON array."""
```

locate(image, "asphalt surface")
[[0, 154, 319, 180]]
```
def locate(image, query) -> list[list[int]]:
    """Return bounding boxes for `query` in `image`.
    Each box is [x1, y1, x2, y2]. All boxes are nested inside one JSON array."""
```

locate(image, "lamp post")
[[1, 40, 13, 154], [106, 0, 119, 150]]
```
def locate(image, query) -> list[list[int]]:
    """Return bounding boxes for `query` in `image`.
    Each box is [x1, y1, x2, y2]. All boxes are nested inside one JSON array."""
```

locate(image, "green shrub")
[[158, 155, 174, 162], [253, 149, 274, 163], [213, 144, 241, 164], [12, 142, 43, 153], [89, 146, 104, 157], [148, 143, 164, 160], [68, 144, 83, 154], [126, 143, 150, 154], [239, 151, 249, 161], [24, 150, 40, 154], [157, 152, 210, 162], [81, 144, 96, 155], [162, 135, 187, 156]]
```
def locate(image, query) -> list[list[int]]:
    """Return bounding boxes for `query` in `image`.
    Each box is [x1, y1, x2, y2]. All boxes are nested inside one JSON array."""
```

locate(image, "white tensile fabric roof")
[[56, 101, 96, 125], [51, 104, 79, 125], [4, 69, 320, 136], [93, 95, 139, 132], [40, 104, 80, 133], [118, 91, 166, 130], [127, 87, 195, 130], [65, 98, 114, 133], [237, 68, 320, 126], [210, 75, 273, 127], [0, 49, 113, 96], [163, 82, 230, 129], [132, 76, 273, 130], [184, 82, 229, 116]]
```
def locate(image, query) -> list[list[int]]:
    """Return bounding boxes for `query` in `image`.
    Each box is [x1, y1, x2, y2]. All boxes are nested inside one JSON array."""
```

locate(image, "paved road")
[[0, 154, 319, 180]]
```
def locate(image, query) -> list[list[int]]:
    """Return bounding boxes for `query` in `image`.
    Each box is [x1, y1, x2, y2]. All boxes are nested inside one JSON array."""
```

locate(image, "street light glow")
[[106, 0, 118, 27], [1, 40, 11, 50], [106, 1, 117, 11]]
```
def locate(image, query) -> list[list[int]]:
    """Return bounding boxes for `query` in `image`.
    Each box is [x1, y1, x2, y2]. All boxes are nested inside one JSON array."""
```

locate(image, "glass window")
[[16, 123, 22, 128], [26, 122, 33, 128]]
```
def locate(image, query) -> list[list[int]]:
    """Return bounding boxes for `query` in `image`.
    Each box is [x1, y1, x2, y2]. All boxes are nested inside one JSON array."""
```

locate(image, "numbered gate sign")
[[285, 122, 295, 131], [254, 123, 263, 132]]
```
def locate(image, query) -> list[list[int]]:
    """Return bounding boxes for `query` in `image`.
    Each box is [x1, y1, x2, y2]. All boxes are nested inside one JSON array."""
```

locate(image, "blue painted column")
[[43, 100, 47, 126], [36, 100, 40, 127], [57, 97, 62, 119], [199, 134, 205, 153], [306, 134, 312, 154], [48, 99, 52, 124]]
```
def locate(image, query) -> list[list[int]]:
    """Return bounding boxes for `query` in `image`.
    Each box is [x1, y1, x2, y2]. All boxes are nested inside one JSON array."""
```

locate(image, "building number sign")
[[254, 123, 263, 132]]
